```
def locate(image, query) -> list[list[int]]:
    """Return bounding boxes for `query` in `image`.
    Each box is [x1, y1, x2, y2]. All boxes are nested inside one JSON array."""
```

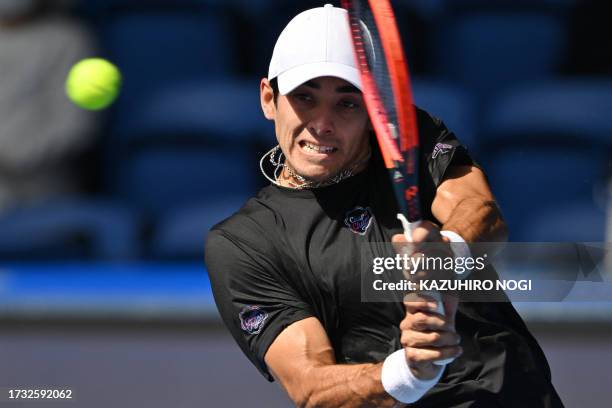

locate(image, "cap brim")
[[276, 62, 362, 95]]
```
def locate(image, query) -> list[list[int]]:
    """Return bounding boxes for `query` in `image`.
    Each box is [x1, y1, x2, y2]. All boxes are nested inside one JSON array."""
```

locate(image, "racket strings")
[[352, 1, 399, 134], [343, 0, 422, 222], [347, 1, 402, 164]]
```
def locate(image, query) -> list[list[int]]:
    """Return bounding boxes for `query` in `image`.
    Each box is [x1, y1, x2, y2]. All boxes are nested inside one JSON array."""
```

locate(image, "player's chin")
[[296, 163, 342, 182]]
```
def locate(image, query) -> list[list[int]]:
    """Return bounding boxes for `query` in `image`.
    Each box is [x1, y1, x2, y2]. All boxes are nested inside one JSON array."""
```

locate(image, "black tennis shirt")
[[205, 108, 563, 407]]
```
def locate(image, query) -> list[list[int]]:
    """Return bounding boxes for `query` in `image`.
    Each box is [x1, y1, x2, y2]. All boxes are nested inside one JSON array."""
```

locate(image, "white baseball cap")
[[268, 4, 362, 95]]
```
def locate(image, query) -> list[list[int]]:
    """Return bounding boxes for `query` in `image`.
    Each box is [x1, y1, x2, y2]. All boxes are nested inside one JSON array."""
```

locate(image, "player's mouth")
[[298, 141, 338, 155]]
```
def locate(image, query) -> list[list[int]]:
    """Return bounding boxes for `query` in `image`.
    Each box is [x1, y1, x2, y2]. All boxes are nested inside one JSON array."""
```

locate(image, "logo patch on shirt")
[[239, 305, 268, 335], [432, 143, 453, 159], [344, 206, 373, 236]]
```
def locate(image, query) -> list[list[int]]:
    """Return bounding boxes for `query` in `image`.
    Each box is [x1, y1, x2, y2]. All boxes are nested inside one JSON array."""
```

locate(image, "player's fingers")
[[391, 223, 441, 244], [410, 220, 443, 244], [392, 234, 416, 263], [400, 310, 454, 332], [400, 330, 461, 348], [403, 293, 440, 313], [391, 233, 408, 243], [404, 345, 463, 366]]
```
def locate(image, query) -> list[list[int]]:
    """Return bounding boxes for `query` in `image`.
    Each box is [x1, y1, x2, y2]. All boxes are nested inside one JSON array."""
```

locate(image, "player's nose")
[[307, 108, 335, 137]]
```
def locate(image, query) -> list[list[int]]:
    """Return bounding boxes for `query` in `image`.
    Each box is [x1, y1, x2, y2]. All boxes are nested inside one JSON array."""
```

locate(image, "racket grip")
[[397, 213, 419, 241], [421, 291, 454, 366], [397, 214, 455, 366]]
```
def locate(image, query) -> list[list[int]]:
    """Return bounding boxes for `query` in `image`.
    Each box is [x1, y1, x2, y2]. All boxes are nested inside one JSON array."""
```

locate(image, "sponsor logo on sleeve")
[[239, 305, 268, 335], [432, 143, 454, 159], [344, 206, 373, 236]]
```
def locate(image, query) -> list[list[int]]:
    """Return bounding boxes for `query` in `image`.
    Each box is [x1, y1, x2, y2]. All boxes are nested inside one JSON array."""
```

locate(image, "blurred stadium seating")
[[113, 147, 254, 216], [102, 10, 236, 132], [528, 202, 607, 242], [412, 79, 477, 152], [151, 195, 248, 259], [0, 0, 607, 262], [109, 79, 271, 144], [481, 80, 612, 241], [0, 199, 140, 260], [432, 12, 566, 105]]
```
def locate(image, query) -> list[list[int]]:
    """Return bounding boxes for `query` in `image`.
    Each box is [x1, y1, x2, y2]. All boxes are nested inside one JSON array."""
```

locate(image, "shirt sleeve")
[[416, 107, 478, 187], [205, 228, 315, 382]]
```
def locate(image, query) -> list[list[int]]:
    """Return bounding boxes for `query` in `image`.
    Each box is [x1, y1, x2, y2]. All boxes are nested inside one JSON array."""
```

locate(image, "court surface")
[[0, 321, 610, 408]]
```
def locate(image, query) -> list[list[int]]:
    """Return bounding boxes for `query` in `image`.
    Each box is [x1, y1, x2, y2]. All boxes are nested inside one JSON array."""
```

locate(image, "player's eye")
[[339, 99, 360, 110], [291, 93, 313, 103]]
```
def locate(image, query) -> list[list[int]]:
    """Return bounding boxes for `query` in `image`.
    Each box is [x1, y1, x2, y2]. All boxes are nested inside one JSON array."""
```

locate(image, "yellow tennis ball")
[[65, 58, 122, 111]]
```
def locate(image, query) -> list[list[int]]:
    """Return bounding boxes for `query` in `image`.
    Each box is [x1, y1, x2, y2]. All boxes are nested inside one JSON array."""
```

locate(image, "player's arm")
[[431, 165, 508, 243], [265, 308, 461, 408], [265, 317, 394, 408]]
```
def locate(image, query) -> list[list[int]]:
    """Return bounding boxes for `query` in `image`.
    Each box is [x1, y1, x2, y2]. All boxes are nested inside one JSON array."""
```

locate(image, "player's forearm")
[[287, 362, 400, 408], [442, 197, 507, 243]]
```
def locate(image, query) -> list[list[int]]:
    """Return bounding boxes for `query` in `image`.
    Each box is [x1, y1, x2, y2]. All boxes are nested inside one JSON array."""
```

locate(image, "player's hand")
[[399, 293, 462, 380], [392, 221, 454, 283], [391, 220, 447, 245]]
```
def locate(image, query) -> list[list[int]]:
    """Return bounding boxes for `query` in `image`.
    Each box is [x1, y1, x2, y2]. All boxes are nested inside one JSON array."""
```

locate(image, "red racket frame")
[[342, 0, 421, 221]]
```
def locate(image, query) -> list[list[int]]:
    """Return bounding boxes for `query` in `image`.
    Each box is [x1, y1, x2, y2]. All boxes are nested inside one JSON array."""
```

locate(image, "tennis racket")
[[342, 0, 453, 366]]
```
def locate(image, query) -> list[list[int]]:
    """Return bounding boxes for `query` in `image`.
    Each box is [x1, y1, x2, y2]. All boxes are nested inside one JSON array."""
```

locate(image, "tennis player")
[[206, 5, 563, 407]]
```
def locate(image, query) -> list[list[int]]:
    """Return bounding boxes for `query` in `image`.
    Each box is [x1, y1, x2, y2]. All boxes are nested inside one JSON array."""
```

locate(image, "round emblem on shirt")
[[239, 305, 269, 335], [344, 206, 373, 236]]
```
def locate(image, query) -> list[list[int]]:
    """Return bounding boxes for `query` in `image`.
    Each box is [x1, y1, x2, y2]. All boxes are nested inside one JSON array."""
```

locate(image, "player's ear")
[[260, 78, 276, 120]]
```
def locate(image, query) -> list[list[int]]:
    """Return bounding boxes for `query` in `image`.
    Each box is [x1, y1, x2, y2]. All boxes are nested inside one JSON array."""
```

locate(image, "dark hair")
[[269, 77, 279, 105]]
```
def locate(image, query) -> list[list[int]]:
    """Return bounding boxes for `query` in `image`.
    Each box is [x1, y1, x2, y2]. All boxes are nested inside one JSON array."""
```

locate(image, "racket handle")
[[397, 213, 419, 241], [420, 291, 454, 366], [397, 214, 455, 366]]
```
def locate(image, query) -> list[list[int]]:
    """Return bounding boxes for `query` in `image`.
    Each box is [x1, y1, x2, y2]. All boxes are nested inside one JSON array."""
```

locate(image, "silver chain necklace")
[[259, 145, 371, 190]]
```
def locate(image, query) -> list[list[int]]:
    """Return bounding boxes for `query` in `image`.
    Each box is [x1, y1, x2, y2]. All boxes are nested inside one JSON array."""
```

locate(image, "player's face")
[[261, 76, 371, 182]]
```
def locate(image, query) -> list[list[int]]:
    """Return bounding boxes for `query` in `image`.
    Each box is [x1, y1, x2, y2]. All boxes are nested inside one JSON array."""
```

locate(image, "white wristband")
[[440, 230, 472, 275], [381, 349, 444, 404]]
